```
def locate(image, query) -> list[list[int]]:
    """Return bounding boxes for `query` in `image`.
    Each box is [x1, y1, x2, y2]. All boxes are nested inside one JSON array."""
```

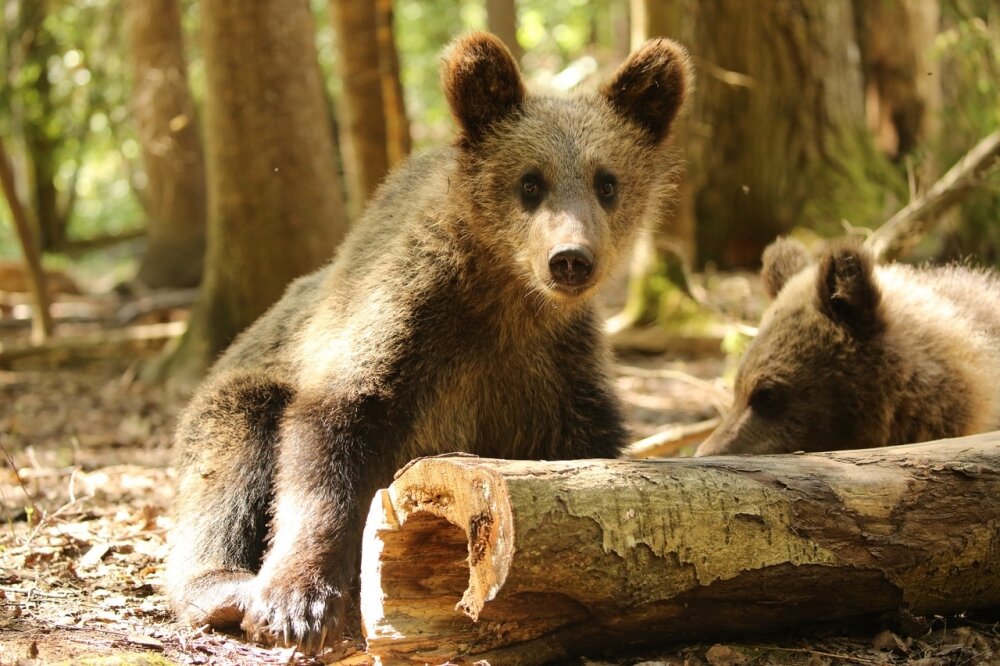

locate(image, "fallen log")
[[361, 433, 1000, 664]]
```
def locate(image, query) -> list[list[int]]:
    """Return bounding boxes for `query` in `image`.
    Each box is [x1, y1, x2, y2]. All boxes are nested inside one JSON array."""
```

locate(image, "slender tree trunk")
[[19, 1, 65, 252], [330, 0, 390, 216], [126, 0, 208, 289], [611, 0, 696, 333], [0, 137, 53, 344], [158, 0, 348, 384], [486, 0, 523, 65], [375, 0, 410, 168]]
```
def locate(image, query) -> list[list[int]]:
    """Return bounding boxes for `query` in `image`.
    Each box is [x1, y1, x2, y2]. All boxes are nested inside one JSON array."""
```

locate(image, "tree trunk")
[[330, 0, 390, 217], [681, 1, 897, 267], [19, 1, 65, 252], [0, 137, 53, 345], [158, 0, 348, 384], [362, 434, 1000, 663], [853, 0, 941, 161], [486, 0, 523, 65], [610, 0, 697, 333], [375, 0, 411, 168], [125, 0, 208, 289]]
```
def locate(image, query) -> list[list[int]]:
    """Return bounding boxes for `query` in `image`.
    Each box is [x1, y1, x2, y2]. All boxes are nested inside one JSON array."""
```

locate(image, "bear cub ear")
[[816, 244, 883, 338], [442, 32, 526, 147], [761, 237, 811, 299], [601, 38, 690, 144]]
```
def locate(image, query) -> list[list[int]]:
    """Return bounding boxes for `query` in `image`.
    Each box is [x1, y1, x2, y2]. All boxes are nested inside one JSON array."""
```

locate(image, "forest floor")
[[1, 279, 999, 666]]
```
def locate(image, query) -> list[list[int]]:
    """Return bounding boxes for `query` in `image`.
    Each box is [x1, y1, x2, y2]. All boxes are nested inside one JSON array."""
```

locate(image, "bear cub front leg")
[[241, 391, 396, 652]]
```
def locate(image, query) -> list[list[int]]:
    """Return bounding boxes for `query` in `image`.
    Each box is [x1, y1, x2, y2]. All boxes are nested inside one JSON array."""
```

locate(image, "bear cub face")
[[697, 238, 892, 456], [444, 33, 688, 305]]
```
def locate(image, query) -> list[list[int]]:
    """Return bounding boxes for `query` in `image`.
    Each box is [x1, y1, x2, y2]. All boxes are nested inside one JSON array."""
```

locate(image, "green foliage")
[[0, 0, 139, 258], [934, 1, 1000, 264]]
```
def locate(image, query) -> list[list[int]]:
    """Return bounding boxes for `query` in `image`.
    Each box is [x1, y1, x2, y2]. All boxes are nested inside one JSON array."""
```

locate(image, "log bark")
[[362, 433, 1000, 664]]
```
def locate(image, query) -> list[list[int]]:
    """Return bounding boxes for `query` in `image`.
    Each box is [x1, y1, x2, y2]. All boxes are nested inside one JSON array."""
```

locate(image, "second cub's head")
[[696, 238, 890, 457], [442, 32, 689, 304]]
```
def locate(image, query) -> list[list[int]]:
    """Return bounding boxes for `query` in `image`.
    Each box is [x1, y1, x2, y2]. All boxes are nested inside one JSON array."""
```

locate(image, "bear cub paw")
[[241, 568, 345, 655]]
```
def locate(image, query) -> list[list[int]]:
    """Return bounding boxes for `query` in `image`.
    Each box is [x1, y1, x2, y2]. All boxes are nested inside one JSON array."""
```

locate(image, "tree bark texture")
[[164, 0, 348, 382], [331, 0, 390, 216], [0, 137, 53, 345], [613, 0, 696, 331], [680, 0, 890, 267], [486, 0, 523, 65], [375, 0, 411, 169], [126, 0, 208, 289], [19, 1, 66, 251], [852, 0, 941, 160], [362, 434, 1000, 664]]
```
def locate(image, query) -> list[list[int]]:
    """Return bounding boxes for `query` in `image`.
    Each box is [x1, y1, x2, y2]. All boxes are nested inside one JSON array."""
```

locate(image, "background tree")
[[330, 0, 391, 217], [685, 0, 901, 268], [376, 0, 411, 168], [486, 0, 523, 64], [125, 0, 207, 289], [159, 0, 349, 383], [853, 0, 941, 162], [611, 0, 699, 333]]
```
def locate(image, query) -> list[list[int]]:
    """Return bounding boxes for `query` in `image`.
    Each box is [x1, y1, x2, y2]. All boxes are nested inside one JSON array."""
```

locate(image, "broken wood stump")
[[360, 432, 1000, 664]]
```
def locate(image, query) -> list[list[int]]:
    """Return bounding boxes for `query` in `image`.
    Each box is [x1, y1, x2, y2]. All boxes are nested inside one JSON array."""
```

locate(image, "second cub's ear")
[[816, 244, 883, 338], [442, 32, 525, 147], [601, 38, 690, 144], [761, 237, 811, 299]]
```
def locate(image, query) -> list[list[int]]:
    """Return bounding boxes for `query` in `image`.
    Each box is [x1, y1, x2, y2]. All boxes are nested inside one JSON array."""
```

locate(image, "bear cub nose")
[[548, 244, 595, 288]]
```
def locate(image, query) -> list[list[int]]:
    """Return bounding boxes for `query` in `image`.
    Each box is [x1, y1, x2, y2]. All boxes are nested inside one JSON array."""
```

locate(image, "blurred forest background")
[[1, 0, 999, 382]]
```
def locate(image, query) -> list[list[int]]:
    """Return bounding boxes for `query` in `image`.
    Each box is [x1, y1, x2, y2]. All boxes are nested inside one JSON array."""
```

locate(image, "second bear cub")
[[167, 32, 690, 653], [697, 238, 1000, 456]]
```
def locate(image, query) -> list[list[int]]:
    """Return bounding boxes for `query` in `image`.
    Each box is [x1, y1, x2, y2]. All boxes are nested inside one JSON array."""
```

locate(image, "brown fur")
[[697, 238, 1000, 456], [167, 32, 690, 653]]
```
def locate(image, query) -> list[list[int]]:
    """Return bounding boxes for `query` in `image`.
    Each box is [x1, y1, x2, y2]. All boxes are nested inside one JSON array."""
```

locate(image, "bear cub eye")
[[519, 170, 546, 210], [595, 170, 618, 206], [748, 383, 786, 419]]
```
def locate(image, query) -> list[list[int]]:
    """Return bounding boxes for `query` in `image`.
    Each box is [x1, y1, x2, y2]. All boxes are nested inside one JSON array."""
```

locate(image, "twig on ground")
[[1, 439, 39, 536], [763, 645, 881, 665], [626, 417, 721, 458]]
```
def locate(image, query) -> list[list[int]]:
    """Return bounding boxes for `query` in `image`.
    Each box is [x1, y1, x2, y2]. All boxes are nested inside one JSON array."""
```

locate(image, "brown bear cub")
[[167, 33, 690, 653], [697, 237, 1000, 456]]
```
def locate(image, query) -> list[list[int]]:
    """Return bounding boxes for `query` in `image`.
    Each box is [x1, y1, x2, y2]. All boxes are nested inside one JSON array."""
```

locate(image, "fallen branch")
[[362, 432, 1000, 663], [626, 417, 721, 458], [115, 288, 198, 324], [609, 324, 728, 355], [0, 320, 186, 367], [865, 129, 1000, 262]]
